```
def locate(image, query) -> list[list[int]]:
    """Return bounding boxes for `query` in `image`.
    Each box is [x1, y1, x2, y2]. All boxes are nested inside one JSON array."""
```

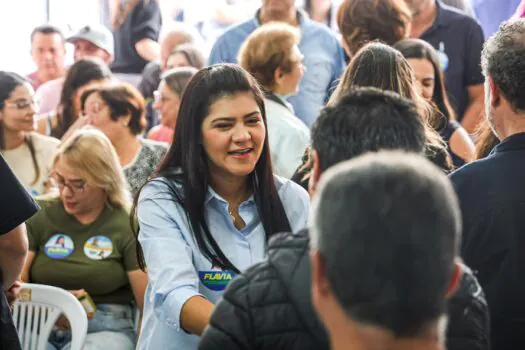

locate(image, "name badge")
[[45, 234, 74, 259], [198, 270, 235, 291]]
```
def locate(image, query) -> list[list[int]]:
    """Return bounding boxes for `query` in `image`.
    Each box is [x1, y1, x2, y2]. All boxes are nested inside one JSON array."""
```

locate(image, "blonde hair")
[[53, 128, 131, 210], [238, 22, 301, 90]]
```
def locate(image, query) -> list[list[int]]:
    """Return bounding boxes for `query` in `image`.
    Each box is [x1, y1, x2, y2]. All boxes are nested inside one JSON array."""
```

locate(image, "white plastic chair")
[[12, 283, 88, 350]]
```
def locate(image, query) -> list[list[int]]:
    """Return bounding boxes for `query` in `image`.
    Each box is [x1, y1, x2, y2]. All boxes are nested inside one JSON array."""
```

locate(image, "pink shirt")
[[35, 77, 64, 114], [26, 71, 43, 90], [147, 125, 174, 144]]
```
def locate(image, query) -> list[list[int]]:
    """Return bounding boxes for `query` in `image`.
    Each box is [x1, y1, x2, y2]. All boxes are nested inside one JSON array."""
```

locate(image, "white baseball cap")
[[67, 24, 114, 56]]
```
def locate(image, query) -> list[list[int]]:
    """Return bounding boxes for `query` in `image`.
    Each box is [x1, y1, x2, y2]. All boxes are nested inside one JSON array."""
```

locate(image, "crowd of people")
[[1, 0, 525, 349]]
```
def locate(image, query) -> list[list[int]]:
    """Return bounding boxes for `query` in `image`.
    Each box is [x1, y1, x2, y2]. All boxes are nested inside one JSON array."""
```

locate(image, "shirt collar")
[[422, 1, 451, 35], [205, 186, 256, 206], [253, 8, 308, 30], [491, 132, 525, 155]]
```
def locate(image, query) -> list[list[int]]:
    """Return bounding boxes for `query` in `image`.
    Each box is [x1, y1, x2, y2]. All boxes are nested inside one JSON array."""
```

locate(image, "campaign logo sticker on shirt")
[[437, 42, 449, 72], [44, 234, 74, 259], [198, 270, 235, 291], [84, 235, 113, 260]]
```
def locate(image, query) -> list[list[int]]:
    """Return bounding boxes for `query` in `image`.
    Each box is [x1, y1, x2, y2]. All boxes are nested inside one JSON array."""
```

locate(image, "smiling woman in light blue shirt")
[[134, 64, 310, 350]]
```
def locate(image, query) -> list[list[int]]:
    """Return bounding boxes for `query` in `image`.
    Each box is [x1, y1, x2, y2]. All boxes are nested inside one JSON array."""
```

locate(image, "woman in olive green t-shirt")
[[21, 128, 148, 350]]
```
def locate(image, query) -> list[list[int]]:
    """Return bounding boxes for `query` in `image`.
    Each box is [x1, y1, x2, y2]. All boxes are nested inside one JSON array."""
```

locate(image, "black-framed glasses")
[[50, 173, 87, 194], [4, 99, 39, 110]]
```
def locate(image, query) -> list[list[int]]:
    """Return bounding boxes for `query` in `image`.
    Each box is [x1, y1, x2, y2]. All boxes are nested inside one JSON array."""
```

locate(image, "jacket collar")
[[265, 92, 293, 112], [491, 132, 525, 155]]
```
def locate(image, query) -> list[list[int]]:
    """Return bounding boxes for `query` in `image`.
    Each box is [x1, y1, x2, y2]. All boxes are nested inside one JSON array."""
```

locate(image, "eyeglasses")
[[4, 99, 39, 110], [50, 173, 87, 194]]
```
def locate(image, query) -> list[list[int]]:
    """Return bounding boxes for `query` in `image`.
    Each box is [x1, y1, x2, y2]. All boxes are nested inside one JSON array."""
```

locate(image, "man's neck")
[[497, 115, 525, 140], [310, 1, 331, 23], [259, 7, 298, 26], [331, 320, 445, 350], [37, 70, 63, 84], [410, 0, 437, 38]]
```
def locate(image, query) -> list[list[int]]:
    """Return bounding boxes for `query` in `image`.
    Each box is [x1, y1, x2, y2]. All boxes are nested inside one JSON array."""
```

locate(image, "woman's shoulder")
[[29, 132, 60, 149], [264, 99, 309, 134], [138, 172, 183, 202], [140, 138, 169, 156], [33, 195, 60, 209], [27, 196, 62, 224], [273, 175, 310, 232]]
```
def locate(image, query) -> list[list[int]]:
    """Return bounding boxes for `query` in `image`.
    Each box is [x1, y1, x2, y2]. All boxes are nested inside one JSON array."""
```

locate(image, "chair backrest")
[[12, 283, 88, 350]]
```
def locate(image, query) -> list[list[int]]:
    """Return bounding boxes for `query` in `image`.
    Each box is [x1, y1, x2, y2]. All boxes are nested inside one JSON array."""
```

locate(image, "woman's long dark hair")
[[394, 39, 455, 131], [132, 64, 292, 273], [0, 71, 40, 185], [52, 58, 112, 139]]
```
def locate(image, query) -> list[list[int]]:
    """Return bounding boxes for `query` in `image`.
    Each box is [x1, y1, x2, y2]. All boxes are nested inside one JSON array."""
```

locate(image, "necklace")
[[228, 206, 236, 224]]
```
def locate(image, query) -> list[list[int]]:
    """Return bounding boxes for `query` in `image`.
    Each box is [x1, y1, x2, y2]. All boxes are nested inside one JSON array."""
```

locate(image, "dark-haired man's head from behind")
[[310, 151, 462, 350], [308, 87, 426, 196], [482, 19, 525, 141]]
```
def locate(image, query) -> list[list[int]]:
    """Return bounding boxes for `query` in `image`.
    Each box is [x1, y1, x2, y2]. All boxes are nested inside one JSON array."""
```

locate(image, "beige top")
[[3, 132, 60, 196]]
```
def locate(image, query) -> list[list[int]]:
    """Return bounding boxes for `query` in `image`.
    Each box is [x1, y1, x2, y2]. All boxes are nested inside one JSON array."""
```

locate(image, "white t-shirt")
[[3, 132, 60, 196]]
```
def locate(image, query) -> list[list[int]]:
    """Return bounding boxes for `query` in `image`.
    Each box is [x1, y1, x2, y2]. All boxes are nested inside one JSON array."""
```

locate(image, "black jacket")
[[199, 229, 490, 350], [450, 133, 525, 349]]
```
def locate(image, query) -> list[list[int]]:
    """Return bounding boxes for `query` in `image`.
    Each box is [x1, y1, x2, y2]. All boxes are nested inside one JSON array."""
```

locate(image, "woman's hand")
[[60, 114, 91, 142], [6, 280, 22, 308]]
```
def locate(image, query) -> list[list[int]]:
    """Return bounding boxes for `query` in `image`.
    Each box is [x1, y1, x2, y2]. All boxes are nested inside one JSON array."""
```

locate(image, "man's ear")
[[274, 66, 285, 87], [311, 250, 331, 305], [445, 260, 463, 299], [308, 150, 321, 198], [488, 76, 501, 109], [105, 52, 114, 65]]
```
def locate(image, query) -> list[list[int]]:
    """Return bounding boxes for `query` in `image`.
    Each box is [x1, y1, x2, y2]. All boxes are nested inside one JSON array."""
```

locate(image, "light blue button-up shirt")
[[208, 10, 346, 127], [136, 175, 310, 350]]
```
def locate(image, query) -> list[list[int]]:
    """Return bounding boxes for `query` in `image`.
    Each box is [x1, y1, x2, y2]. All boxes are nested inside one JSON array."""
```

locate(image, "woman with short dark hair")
[[81, 82, 168, 195], [337, 0, 411, 58], [35, 58, 113, 140]]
